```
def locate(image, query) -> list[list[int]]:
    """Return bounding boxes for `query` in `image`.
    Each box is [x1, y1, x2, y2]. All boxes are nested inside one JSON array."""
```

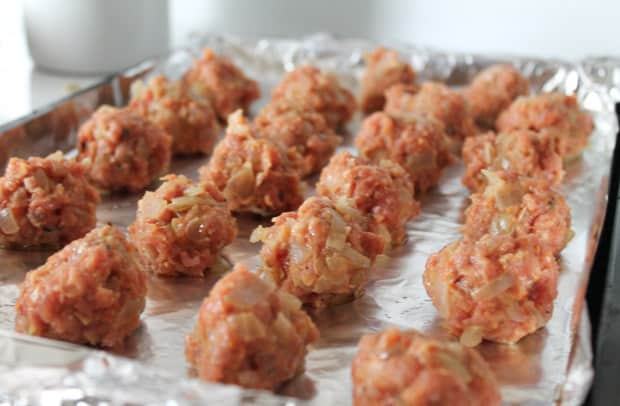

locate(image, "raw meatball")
[[461, 130, 564, 192], [129, 174, 237, 277], [356, 112, 454, 193], [316, 151, 419, 247], [360, 47, 417, 114], [424, 234, 559, 344], [272, 65, 356, 129], [199, 110, 304, 216], [496, 92, 594, 160], [464, 64, 530, 130], [182, 48, 260, 120], [128, 75, 219, 155], [463, 170, 572, 256], [254, 100, 341, 177], [250, 197, 385, 309], [77, 106, 172, 192], [185, 263, 319, 390], [15, 225, 147, 347], [352, 328, 501, 406], [0, 152, 99, 249]]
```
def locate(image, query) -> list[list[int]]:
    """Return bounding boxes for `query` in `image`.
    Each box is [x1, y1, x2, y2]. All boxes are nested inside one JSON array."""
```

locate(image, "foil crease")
[[0, 33, 619, 405]]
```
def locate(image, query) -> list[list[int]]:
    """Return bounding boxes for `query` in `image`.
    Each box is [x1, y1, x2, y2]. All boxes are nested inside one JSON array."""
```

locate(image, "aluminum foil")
[[0, 33, 619, 405]]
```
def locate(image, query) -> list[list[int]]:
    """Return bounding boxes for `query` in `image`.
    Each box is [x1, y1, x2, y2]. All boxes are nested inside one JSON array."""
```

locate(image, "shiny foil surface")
[[0, 34, 619, 405]]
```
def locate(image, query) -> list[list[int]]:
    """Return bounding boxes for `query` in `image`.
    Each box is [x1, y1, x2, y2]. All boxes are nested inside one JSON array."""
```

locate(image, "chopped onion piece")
[[460, 325, 483, 347], [472, 273, 514, 301], [341, 245, 371, 268], [0, 209, 19, 235]]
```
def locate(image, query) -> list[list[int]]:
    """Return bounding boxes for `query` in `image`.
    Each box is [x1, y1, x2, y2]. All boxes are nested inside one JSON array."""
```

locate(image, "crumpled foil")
[[0, 33, 619, 405]]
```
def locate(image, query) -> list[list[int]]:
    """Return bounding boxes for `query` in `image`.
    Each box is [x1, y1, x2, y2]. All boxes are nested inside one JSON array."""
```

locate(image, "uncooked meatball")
[[461, 130, 564, 192], [463, 170, 572, 256], [128, 75, 219, 155], [254, 100, 341, 177], [15, 225, 147, 347], [129, 174, 237, 277], [251, 197, 385, 309], [424, 234, 559, 345], [352, 328, 501, 406], [182, 48, 260, 120], [360, 47, 417, 114], [356, 112, 454, 193], [77, 106, 172, 192], [316, 151, 419, 247], [185, 263, 319, 390], [0, 152, 99, 249], [272, 65, 356, 129], [464, 64, 530, 130], [496, 92, 594, 160]]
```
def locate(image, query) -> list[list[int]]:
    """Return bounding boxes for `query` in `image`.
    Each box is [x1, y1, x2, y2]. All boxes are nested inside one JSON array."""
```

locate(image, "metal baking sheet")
[[0, 34, 619, 405]]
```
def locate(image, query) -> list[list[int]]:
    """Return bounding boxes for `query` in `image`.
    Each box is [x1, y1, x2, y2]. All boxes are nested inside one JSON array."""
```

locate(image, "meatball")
[[0, 152, 99, 249], [77, 106, 172, 193], [463, 170, 572, 256], [272, 65, 356, 129], [182, 48, 260, 120], [496, 92, 594, 160], [129, 174, 237, 277], [254, 100, 341, 177], [15, 225, 147, 347], [356, 112, 454, 194], [128, 75, 219, 155], [359, 47, 417, 114], [185, 263, 319, 389], [461, 130, 564, 192], [250, 197, 385, 309], [352, 328, 501, 406], [464, 64, 530, 130], [316, 151, 419, 247], [424, 234, 559, 344], [199, 110, 304, 216]]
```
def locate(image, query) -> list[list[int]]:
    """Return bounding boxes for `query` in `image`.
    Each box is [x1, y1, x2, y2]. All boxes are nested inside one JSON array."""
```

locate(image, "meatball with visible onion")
[[185, 263, 319, 390], [77, 106, 172, 192], [0, 152, 99, 249], [128, 75, 219, 155], [352, 328, 501, 406], [129, 174, 237, 277], [316, 151, 419, 247], [272, 65, 356, 129], [254, 100, 341, 177], [251, 197, 385, 309], [199, 110, 303, 215], [15, 225, 147, 347], [424, 234, 559, 345], [463, 170, 572, 256], [182, 48, 260, 120], [360, 47, 417, 114], [356, 112, 454, 193]]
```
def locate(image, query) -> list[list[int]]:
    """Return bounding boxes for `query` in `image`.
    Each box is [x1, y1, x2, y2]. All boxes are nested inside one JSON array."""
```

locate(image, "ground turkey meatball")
[[182, 48, 260, 120], [316, 151, 419, 247], [461, 130, 564, 192], [0, 152, 99, 249], [129, 174, 237, 277], [77, 106, 172, 193], [424, 234, 559, 345], [128, 75, 219, 155], [185, 263, 319, 389], [359, 47, 417, 114], [272, 65, 356, 129], [254, 100, 341, 177], [251, 197, 385, 309], [463, 170, 572, 256], [199, 110, 304, 215], [352, 328, 501, 406], [496, 92, 594, 160], [356, 112, 454, 194], [15, 225, 147, 347]]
